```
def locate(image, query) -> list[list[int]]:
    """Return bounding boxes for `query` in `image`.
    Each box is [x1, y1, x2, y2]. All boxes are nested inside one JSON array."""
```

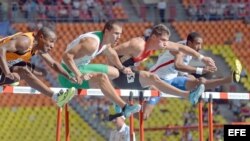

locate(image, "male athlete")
[[0, 27, 76, 107], [143, 32, 242, 119], [112, 24, 217, 106], [58, 20, 140, 118]]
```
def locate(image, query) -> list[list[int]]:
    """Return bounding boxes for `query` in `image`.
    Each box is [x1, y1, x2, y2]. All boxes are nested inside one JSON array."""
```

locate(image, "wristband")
[[196, 67, 203, 75], [198, 55, 204, 61]]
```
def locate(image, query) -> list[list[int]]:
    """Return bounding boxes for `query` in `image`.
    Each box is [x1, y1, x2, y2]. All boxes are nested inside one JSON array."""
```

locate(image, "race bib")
[[126, 73, 135, 83]]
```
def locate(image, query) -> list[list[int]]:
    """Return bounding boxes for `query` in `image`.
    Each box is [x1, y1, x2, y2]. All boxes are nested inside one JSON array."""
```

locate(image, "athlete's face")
[[189, 37, 203, 51], [107, 24, 122, 46], [153, 33, 169, 49], [112, 117, 124, 127], [39, 31, 57, 53]]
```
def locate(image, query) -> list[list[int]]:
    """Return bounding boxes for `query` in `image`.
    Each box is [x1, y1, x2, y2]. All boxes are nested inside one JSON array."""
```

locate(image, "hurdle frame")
[[1, 86, 250, 141]]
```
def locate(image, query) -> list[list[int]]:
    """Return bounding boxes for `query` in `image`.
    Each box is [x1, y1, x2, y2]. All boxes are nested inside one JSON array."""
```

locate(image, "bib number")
[[126, 73, 135, 83]]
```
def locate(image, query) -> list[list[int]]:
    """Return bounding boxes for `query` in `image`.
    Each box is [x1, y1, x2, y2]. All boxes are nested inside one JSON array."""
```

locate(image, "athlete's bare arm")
[[38, 52, 75, 82], [174, 52, 216, 74], [166, 41, 217, 69], [102, 46, 132, 74], [114, 38, 144, 57], [0, 35, 30, 80], [62, 37, 97, 83], [113, 40, 131, 56]]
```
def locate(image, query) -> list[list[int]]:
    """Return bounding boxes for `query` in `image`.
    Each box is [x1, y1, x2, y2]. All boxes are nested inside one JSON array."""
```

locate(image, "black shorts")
[[0, 61, 35, 85], [112, 70, 146, 90]]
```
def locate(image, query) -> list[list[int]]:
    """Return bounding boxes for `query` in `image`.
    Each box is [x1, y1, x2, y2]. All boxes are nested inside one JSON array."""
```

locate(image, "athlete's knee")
[[108, 67, 119, 79], [95, 73, 109, 83], [198, 77, 207, 84], [149, 73, 161, 82]]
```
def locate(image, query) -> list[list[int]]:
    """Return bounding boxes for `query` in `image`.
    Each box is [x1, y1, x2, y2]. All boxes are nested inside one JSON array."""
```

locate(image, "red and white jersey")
[[149, 40, 192, 80]]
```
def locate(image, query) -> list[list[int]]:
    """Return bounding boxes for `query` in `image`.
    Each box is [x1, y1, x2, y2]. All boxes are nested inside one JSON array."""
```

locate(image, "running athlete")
[[58, 20, 140, 118], [0, 27, 76, 107], [143, 32, 242, 119], [112, 24, 216, 107]]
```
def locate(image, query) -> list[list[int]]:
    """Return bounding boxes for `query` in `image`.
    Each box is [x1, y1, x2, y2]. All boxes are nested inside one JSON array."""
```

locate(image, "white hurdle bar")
[[1, 86, 250, 100], [1, 85, 250, 141]]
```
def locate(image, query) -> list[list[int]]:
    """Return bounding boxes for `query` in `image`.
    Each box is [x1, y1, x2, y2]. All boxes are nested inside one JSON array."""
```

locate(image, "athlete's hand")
[[203, 66, 217, 74], [6, 73, 20, 81], [202, 57, 217, 69], [75, 75, 83, 84], [69, 76, 77, 83], [122, 67, 133, 75]]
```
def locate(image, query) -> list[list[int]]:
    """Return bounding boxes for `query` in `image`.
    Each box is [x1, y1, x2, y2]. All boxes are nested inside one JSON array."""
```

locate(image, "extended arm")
[[174, 52, 216, 75], [39, 52, 72, 80], [166, 41, 216, 69], [102, 46, 132, 74]]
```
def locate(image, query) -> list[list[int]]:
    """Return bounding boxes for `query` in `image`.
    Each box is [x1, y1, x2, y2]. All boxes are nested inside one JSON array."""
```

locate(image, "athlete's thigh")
[[82, 64, 119, 79], [139, 71, 160, 87], [106, 66, 119, 79]]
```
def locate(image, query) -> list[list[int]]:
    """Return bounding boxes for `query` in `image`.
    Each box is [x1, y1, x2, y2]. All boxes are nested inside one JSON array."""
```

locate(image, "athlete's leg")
[[89, 73, 126, 107], [139, 71, 190, 98], [139, 71, 204, 105], [185, 75, 232, 90], [88, 72, 141, 117], [58, 64, 120, 88], [106, 66, 120, 80], [143, 90, 160, 120]]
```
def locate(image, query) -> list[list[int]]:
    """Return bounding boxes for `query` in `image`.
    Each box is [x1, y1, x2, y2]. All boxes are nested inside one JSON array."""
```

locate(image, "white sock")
[[52, 93, 58, 101]]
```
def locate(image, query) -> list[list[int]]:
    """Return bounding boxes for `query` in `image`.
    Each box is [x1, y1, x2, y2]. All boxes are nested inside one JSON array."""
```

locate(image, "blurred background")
[[0, 0, 250, 140]]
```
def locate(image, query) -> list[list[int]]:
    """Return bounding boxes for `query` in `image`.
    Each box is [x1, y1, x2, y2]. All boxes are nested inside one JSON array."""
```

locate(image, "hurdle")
[[1, 85, 250, 141]]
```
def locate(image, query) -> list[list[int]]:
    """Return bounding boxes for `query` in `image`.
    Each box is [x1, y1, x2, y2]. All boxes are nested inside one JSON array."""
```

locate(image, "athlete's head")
[[148, 24, 170, 49], [102, 20, 122, 46], [112, 116, 126, 129], [36, 26, 57, 53], [186, 32, 203, 52]]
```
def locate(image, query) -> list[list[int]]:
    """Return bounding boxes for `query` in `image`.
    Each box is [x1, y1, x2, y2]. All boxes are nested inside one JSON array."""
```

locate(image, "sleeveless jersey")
[[66, 31, 106, 67], [149, 40, 192, 80], [0, 32, 35, 67], [119, 47, 152, 67]]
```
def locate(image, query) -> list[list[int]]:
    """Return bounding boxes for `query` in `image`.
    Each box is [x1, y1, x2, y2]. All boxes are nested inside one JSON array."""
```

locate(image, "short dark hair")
[[102, 20, 121, 33], [150, 24, 171, 37], [37, 26, 55, 38], [187, 32, 202, 42]]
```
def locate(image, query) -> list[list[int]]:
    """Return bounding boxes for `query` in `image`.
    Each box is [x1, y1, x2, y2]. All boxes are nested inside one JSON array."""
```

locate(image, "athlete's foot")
[[123, 104, 141, 118], [114, 103, 122, 113], [233, 59, 242, 83], [56, 87, 76, 107], [189, 84, 205, 105]]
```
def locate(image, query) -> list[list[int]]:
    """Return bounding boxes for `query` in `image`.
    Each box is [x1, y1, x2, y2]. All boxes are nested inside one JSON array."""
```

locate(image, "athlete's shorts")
[[112, 70, 145, 90], [147, 76, 188, 105], [58, 63, 108, 89], [0, 61, 35, 85]]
